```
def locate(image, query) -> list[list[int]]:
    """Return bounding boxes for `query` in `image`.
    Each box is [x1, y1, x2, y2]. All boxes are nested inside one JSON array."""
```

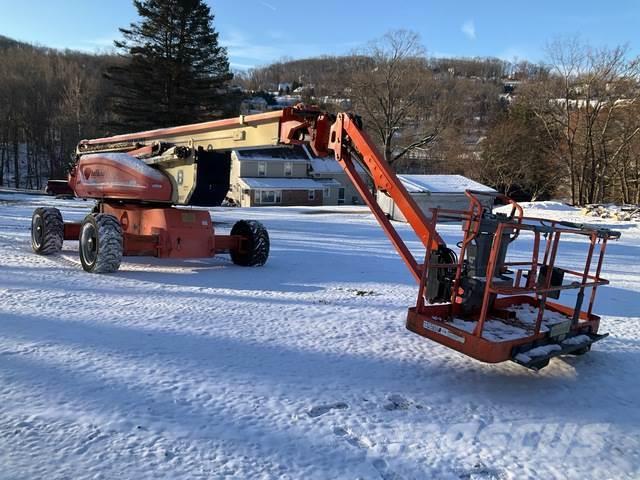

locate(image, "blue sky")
[[0, 0, 638, 69]]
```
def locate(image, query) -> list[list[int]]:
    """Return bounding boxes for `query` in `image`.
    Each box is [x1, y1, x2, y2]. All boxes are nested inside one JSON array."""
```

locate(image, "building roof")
[[239, 177, 330, 190], [398, 174, 496, 194], [308, 155, 366, 175], [309, 157, 344, 174], [309, 178, 341, 186]]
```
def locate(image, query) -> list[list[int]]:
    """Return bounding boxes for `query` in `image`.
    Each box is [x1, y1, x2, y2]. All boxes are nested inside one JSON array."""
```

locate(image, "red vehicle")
[[45, 179, 75, 197], [30, 106, 620, 370]]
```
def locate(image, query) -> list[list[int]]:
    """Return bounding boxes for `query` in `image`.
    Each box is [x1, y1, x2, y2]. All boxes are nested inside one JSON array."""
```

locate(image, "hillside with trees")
[[237, 34, 640, 204], [0, 40, 118, 188], [0, 0, 234, 189], [0, 15, 638, 204]]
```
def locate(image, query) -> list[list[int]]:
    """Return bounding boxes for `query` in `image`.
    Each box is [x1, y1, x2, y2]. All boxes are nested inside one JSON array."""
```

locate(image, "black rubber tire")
[[230, 220, 269, 266], [31, 207, 63, 255], [531, 359, 550, 371], [79, 213, 123, 273], [570, 345, 591, 356]]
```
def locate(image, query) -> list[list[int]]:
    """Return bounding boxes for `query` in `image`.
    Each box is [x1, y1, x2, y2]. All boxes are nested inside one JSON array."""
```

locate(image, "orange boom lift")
[[31, 106, 619, 369]]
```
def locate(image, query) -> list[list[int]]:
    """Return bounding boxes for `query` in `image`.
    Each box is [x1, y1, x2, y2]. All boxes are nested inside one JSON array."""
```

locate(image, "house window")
[[324, 187, 331, 198], [338, 187, 345, 204], [258, 162, 266, 177], [308, 190, 315, 201], [254, 190, 260, 204], [284, 162, 293, 177], [260, 190, 281, 204]]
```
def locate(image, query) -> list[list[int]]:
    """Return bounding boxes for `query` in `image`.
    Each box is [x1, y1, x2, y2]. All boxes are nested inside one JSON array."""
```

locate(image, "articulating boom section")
[[283, 108, 619, 369], [60, 106, 621, 369], [306, 110, 446, 281]]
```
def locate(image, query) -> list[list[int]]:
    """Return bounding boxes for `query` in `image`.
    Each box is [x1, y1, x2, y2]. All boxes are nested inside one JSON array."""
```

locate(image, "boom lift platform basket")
[[407, 191, 618, 370]]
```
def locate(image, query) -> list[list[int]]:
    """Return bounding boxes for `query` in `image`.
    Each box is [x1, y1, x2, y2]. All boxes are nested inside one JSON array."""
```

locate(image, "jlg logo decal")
[[83, 168, 105, 179]]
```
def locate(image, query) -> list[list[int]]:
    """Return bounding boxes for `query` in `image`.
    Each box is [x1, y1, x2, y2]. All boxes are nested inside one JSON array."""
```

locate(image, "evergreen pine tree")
[[110, 0, 233, 130]]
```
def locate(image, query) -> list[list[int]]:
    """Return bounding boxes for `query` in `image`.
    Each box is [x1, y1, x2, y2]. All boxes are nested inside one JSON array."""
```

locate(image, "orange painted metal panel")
[[102, 204, 214, 258], [70, 153, 173, 203]]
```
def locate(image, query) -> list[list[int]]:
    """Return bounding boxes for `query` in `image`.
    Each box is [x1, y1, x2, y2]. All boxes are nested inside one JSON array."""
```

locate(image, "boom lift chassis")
[[31, 106, 620, 369]]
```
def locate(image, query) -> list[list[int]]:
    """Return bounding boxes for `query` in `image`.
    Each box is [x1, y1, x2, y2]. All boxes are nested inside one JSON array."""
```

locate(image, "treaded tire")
[[79, 213, 123, 273], [570, 345, 591, 356], [230, 220, 270, 266], [31, 207, 63, 255]]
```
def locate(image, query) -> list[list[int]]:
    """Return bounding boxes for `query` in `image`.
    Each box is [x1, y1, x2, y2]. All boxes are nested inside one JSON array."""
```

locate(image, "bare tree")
[[0, 41, 118, 188], [613, 100, 640, 203], [524, 37, 640, 204], [348, 30, 459, 168]]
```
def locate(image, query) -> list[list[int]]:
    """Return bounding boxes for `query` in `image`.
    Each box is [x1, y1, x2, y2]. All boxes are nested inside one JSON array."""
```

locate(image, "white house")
[[227, 146, 320, 207], [227, 146, 359, 207], [377, 174, 497, 221]]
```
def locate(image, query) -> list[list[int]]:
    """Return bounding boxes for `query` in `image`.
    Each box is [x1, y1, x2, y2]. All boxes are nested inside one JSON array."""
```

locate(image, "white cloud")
[[259, 1, 277, 11], [461, 20, 476, 40]]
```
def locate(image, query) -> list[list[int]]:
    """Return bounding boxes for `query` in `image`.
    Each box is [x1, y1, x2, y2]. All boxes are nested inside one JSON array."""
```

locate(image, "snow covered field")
[[0, 194, 639, 479]]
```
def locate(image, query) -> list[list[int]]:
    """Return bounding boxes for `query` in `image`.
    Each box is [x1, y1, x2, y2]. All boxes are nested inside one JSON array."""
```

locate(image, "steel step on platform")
[[511, 332, 609, 370]]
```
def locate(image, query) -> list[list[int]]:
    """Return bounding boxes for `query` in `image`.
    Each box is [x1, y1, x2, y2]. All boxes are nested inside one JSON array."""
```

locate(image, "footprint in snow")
[[458, 463, 506, 480], [307, 402, 348, 418], [332, 426, 374, 449], [384, 394, 412, 411], [372, 458, 403, 480]]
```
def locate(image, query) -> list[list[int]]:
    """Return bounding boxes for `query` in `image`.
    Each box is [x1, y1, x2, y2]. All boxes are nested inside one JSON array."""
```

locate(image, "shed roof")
[[399, 175, 496, 194]]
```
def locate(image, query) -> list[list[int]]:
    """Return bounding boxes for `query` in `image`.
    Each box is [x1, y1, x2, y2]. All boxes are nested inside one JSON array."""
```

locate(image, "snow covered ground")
[[0, 194, 639, 479]]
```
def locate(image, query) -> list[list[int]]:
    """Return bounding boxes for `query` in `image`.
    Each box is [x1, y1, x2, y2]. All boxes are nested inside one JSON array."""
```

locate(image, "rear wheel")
[[230, 220, 269, 266], [79, 213, 123, 273], [31, 207, 63, 255]]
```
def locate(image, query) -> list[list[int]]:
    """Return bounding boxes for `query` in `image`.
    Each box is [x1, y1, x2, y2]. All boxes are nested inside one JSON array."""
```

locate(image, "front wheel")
[[79, 213, 123, 273], [230, 220, 269, 266]]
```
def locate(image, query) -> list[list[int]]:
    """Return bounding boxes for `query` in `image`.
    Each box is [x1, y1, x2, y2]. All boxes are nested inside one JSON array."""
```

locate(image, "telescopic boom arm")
[[77, 105, 447, 281]]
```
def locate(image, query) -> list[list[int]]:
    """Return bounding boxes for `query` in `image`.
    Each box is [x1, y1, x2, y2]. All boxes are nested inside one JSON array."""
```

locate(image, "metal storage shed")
[[377, 174, 497, 222]]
